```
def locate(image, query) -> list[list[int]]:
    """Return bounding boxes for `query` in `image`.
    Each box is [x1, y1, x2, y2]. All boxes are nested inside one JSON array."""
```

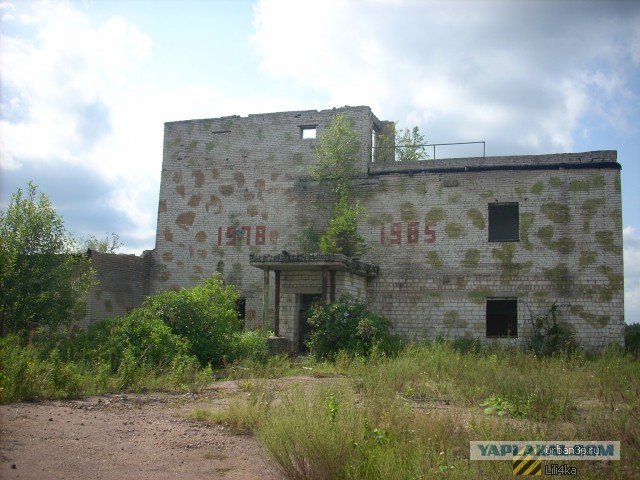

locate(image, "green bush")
[[306, 294, 398, 360], [0, 335, 87, 402], [229, 329, 270, 363], [129, 273, 241, 365], [526, 302, 576, 356], [100, 315, 192, 373]]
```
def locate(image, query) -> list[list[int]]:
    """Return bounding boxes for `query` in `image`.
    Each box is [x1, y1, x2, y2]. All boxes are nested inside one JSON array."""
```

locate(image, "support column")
[[321, 267, 329, 304], [262, 269, 270, 329], [274, 270, 281, 336], [330, 269, 336, 303]]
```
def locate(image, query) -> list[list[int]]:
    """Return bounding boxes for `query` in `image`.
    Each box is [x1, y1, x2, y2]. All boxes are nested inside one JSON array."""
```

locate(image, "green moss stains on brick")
[[267, 152, 276, 163], [480, 190, 494, 199], [554, 237, 576, 254], [445, 222, 464, 239], [595, 230, 622, 255], [380, 212, 393, 223], [448, 192, 462, 204], [615, 172, 621, 193], [426, 291, 444, 308], [367, 212, 393, 225], [579, 251, 597, 271], [293, 152, 304, 164], [537, 225, 553, 243], [520, 212, 535, 251], [462, 248, 480, 270], [549, 176, 561, 188], [533, 291, 548, 304], [536, 225, 575, 254], [611, 208, 622, 231], [415, 181, 427, 195], [204, 141, 216, 154], [398, 177, 408, 194], [400, 202, 418, 221], [283, 131, 293, 143], [515, 186, 526, 199], [427, 251, 444, 269], [226, 263, 243, 287], [468, 208, 485, 230], [444, 311, 468, 328], [437, 184, 443, 197], [594, 265, 623, 303], [426, 207, 446, 223], [541, 202, 571, 224], [581, 199, 601, 232], [570, 174, 605, 192], [543, 263, 571, 290], [456, 276, 467, 289], [571, 305, 610, 328], [468, 287, 494, 305], [188, 139, 198, 152], [531, 181, 544, 194], [256, 128, 264, 141], [378, 179, 389, 193], [491, 243, 533, 282]]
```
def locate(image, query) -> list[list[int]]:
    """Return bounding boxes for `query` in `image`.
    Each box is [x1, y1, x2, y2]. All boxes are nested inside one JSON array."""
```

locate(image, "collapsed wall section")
[[76, 250, 153, 328]]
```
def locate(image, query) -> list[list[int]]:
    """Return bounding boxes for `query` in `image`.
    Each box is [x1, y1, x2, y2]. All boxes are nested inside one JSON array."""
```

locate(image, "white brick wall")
[[153, 106, 624, 350]]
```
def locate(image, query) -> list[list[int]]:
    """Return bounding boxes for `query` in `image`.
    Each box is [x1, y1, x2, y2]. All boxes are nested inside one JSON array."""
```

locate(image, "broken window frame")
[[485, 298, 518, 338], [488, 202, 520, 242]]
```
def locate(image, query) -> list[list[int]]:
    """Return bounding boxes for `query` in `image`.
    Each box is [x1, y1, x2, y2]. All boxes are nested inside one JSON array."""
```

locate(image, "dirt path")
[[0, 380, 284, 480]]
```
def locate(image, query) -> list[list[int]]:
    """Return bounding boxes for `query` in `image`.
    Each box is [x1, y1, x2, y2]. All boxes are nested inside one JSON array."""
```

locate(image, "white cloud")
[[0, 0, 152, 168], [252, 0, 640, 155]]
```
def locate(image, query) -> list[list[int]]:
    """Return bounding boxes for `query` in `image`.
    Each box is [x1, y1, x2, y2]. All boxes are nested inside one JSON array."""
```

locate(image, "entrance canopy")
[[249, 253, 378, 338]]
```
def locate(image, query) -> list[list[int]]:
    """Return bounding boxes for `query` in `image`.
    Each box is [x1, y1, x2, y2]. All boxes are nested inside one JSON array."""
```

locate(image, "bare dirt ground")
[[0, 378, 323, 480]]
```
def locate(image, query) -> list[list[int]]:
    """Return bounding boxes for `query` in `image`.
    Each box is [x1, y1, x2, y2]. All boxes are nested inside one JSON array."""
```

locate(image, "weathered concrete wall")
[[152, 106, 624, 349], [76, 250, 153, 328]]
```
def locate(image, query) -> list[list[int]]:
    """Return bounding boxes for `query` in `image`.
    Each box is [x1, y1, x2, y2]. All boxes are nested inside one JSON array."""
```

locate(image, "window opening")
[[486, 298, 518, 337], [488, 203, 519, 242], [300, 126, 317, 139]]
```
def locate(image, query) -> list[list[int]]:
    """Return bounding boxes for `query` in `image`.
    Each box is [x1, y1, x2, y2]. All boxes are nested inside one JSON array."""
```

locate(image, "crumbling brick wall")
[[76, 250, 153, 328]]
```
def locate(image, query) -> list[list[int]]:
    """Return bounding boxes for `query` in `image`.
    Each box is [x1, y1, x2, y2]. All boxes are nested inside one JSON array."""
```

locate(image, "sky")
[[1, 0, 639, 323]]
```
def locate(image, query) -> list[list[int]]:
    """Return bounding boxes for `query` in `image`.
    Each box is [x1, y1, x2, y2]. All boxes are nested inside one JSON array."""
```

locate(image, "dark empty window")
[[236, 298, 246, 326], [300, 126, 317, 139], [486, 298, 518, 337], [488, 203, 519, 241]]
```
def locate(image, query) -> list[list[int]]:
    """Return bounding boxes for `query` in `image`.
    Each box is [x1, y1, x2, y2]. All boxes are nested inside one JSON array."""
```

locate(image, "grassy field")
[[192, 343, 639, 479], [2, 334, 639, 479]]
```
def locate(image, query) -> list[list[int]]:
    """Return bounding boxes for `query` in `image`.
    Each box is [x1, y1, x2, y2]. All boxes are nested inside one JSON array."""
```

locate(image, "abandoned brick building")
[[80, 106, 624, 350]]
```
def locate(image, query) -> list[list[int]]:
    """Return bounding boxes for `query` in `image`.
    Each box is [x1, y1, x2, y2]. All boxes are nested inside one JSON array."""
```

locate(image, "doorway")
[[298, 294, 322, 353]]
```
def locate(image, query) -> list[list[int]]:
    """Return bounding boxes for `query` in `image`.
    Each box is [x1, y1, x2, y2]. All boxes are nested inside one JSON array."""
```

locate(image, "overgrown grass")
[[0, 326, 274, 403], [3, 330, 639, 479], [189, 341, 639, 480]]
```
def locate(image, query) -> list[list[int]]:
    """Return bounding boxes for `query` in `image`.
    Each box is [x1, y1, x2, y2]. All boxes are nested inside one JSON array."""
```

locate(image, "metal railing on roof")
[[373, 141, 486, 162]]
